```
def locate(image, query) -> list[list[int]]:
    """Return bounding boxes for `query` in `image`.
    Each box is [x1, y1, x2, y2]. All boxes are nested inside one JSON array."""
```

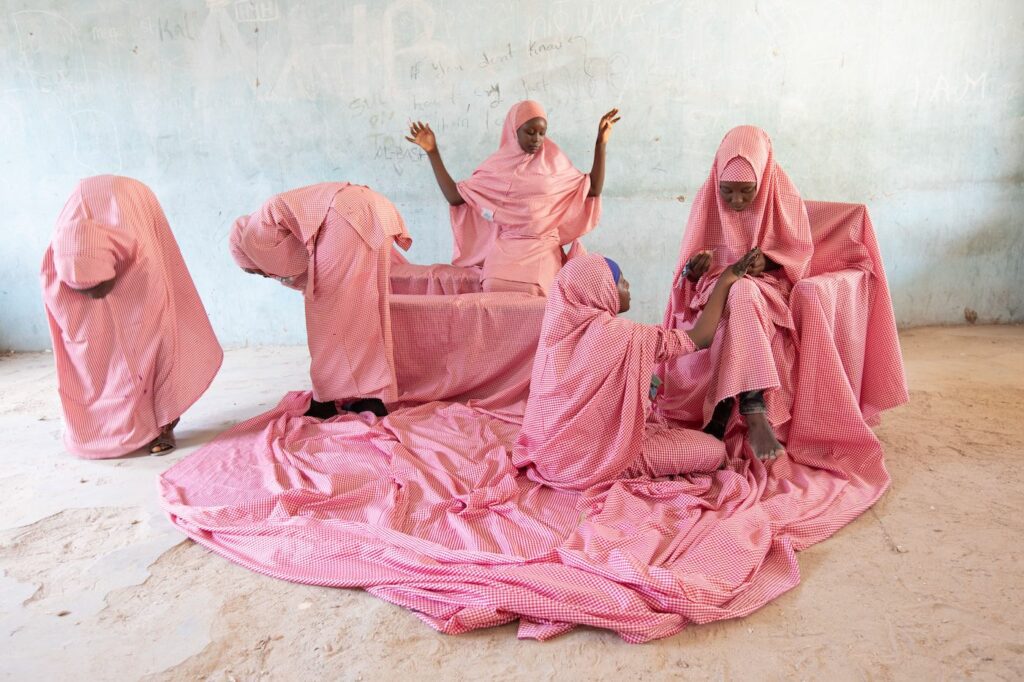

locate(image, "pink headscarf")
[[673, 126, 813, 286], [52, 218, 135, 290], [719, 156, 756, 182], [230, 183, 411, 296], [512, 254, 670, 490], [450, 100, 600, 268]]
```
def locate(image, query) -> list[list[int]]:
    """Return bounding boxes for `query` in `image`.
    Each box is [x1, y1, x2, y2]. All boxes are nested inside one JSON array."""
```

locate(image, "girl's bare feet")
[[744, 412, 785, 461]]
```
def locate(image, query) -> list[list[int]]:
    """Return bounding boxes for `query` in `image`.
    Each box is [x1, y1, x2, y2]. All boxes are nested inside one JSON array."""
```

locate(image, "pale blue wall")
[[1, 0, 1021, 350]]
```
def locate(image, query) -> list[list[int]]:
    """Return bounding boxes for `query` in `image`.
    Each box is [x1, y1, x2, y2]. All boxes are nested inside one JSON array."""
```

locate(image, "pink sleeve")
[[52, 220, 136, 289], [654, 327, 697, 363], [556, 181, 601, 246], [450, 197, 498, 268]]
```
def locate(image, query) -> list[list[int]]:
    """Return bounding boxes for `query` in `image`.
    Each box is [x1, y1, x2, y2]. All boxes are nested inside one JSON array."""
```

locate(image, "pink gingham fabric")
[[160, 187, 905, 641], [512, 254, 724, 490], [231, 183, 411, 402], [449, 101, 601, 294], [41, 175, 222, 458]]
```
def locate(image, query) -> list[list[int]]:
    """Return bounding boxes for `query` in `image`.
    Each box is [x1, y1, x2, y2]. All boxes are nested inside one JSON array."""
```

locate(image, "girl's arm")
[[406, 121, 465, 206], [685, 248, 760, 349], [588, 109, 620, 197]]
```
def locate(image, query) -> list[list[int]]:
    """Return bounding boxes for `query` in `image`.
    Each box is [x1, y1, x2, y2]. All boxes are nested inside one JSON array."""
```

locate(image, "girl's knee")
[[726, 278, 765, 310]]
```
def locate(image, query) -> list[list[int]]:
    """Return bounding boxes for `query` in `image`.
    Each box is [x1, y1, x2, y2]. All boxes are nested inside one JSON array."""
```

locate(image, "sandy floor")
[[0, 325, 1021, 681]]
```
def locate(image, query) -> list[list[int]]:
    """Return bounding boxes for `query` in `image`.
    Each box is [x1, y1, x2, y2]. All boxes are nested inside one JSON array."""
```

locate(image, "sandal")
[[148, 418, 180, 456]]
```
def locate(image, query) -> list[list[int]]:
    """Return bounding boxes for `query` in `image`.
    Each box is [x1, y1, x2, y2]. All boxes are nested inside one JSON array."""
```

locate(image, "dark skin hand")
[[406, 121, 465, 206], [76, 277, 116, 299], [588, 108, 620, 197], [243, 267, 298, 286], [684, 248, 760, 349], [683, 248, 778, 283]]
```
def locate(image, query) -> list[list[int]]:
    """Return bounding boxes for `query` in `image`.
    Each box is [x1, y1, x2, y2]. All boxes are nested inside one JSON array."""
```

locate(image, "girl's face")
[[616, 275, 631, 314], [516, 117, 547, 154], [719, 181, 757, 212]]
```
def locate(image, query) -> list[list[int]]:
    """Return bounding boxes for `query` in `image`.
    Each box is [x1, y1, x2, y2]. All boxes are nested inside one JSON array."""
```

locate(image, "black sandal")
[[148, 418, 180, 456]]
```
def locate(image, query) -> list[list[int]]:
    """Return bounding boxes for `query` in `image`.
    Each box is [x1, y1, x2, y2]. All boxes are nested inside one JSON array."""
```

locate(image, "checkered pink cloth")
[[231, 183, 411, 402], [160, 192, 906, 642], [389, 261, 482, 295], [391, 292, 545, 408], [660, 126, 814, 431], [512, 254, 724, 490], [41, 176, 222, 458], [449, 100, 601, 294]]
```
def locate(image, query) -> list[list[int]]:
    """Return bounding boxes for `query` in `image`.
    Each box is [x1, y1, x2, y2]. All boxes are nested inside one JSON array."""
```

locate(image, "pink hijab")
[[51, 218, 136, 290], [451, 100, 600, 267], [512, 254, 669, 490], [672, 126, 813, 287], [230, 183, 411, 296]]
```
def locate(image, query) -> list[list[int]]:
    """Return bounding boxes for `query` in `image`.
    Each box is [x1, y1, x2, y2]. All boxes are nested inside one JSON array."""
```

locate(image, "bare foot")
[[744, 412, 784, 461], [148, 418, 179, 456]]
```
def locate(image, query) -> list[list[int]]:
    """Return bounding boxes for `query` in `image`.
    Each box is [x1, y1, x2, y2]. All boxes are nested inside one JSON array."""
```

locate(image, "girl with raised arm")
[[406, 101, 619, 295]]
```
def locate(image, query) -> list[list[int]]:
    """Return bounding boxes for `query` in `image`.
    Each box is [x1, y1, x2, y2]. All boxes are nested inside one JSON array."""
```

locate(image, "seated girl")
[[660, 125, 814, 461], [406, 101, 619, 295], [512, 249, 757, 491]]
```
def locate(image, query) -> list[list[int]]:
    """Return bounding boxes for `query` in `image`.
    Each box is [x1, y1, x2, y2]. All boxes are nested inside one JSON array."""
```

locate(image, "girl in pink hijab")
[[513, 249, 757, 491], [406, 101, 620, 295], [661, 126, 814, 461], [41, 176, 223, 457], [231, 183, 412, 419]]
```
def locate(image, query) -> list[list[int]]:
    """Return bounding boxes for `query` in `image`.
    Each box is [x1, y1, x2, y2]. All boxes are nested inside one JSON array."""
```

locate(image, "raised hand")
[[405, 121, 438, 153], [597, 108, 621, 145], [684, 250, 713, 283]]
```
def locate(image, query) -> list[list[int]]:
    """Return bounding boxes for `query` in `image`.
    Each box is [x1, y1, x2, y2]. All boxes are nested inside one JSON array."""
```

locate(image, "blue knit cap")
[[603, 257, 621, 284]]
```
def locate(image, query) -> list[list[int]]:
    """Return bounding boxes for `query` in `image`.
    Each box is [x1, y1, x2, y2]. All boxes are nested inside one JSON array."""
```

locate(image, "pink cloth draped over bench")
[[41, 175, 222, 458], [388, 247, 482, 295], [160, 200, 906, 642], [390, 292, 546, 407]]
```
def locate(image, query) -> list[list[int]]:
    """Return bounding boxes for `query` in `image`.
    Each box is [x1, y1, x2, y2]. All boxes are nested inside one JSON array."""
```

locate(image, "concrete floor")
[[0, 326, 1021, 681]]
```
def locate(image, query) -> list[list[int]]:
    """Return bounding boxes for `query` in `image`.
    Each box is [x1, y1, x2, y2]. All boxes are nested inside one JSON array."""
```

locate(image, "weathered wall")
[[1, 0, 1021, 349]]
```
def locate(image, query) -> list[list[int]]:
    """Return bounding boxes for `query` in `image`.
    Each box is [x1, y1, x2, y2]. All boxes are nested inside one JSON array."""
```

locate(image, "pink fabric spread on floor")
[[161, 198, 905, 642], [512, 255, 723, 490], [449, 100, 601, 294], [231, 183, 411, 402], [42, 175, 223, 458], [659, 126, 814, 431]]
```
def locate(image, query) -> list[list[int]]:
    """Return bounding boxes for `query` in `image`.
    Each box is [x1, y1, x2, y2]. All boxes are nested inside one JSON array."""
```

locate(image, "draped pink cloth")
[[391, 292, 545, 408], [512, 255, 724, 490], [449, 100, 601, 294], [230, 183, 411, 402], [660, 126, 813, 430], [41, 175, 223, 458], [159, 200, 904, 643]]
